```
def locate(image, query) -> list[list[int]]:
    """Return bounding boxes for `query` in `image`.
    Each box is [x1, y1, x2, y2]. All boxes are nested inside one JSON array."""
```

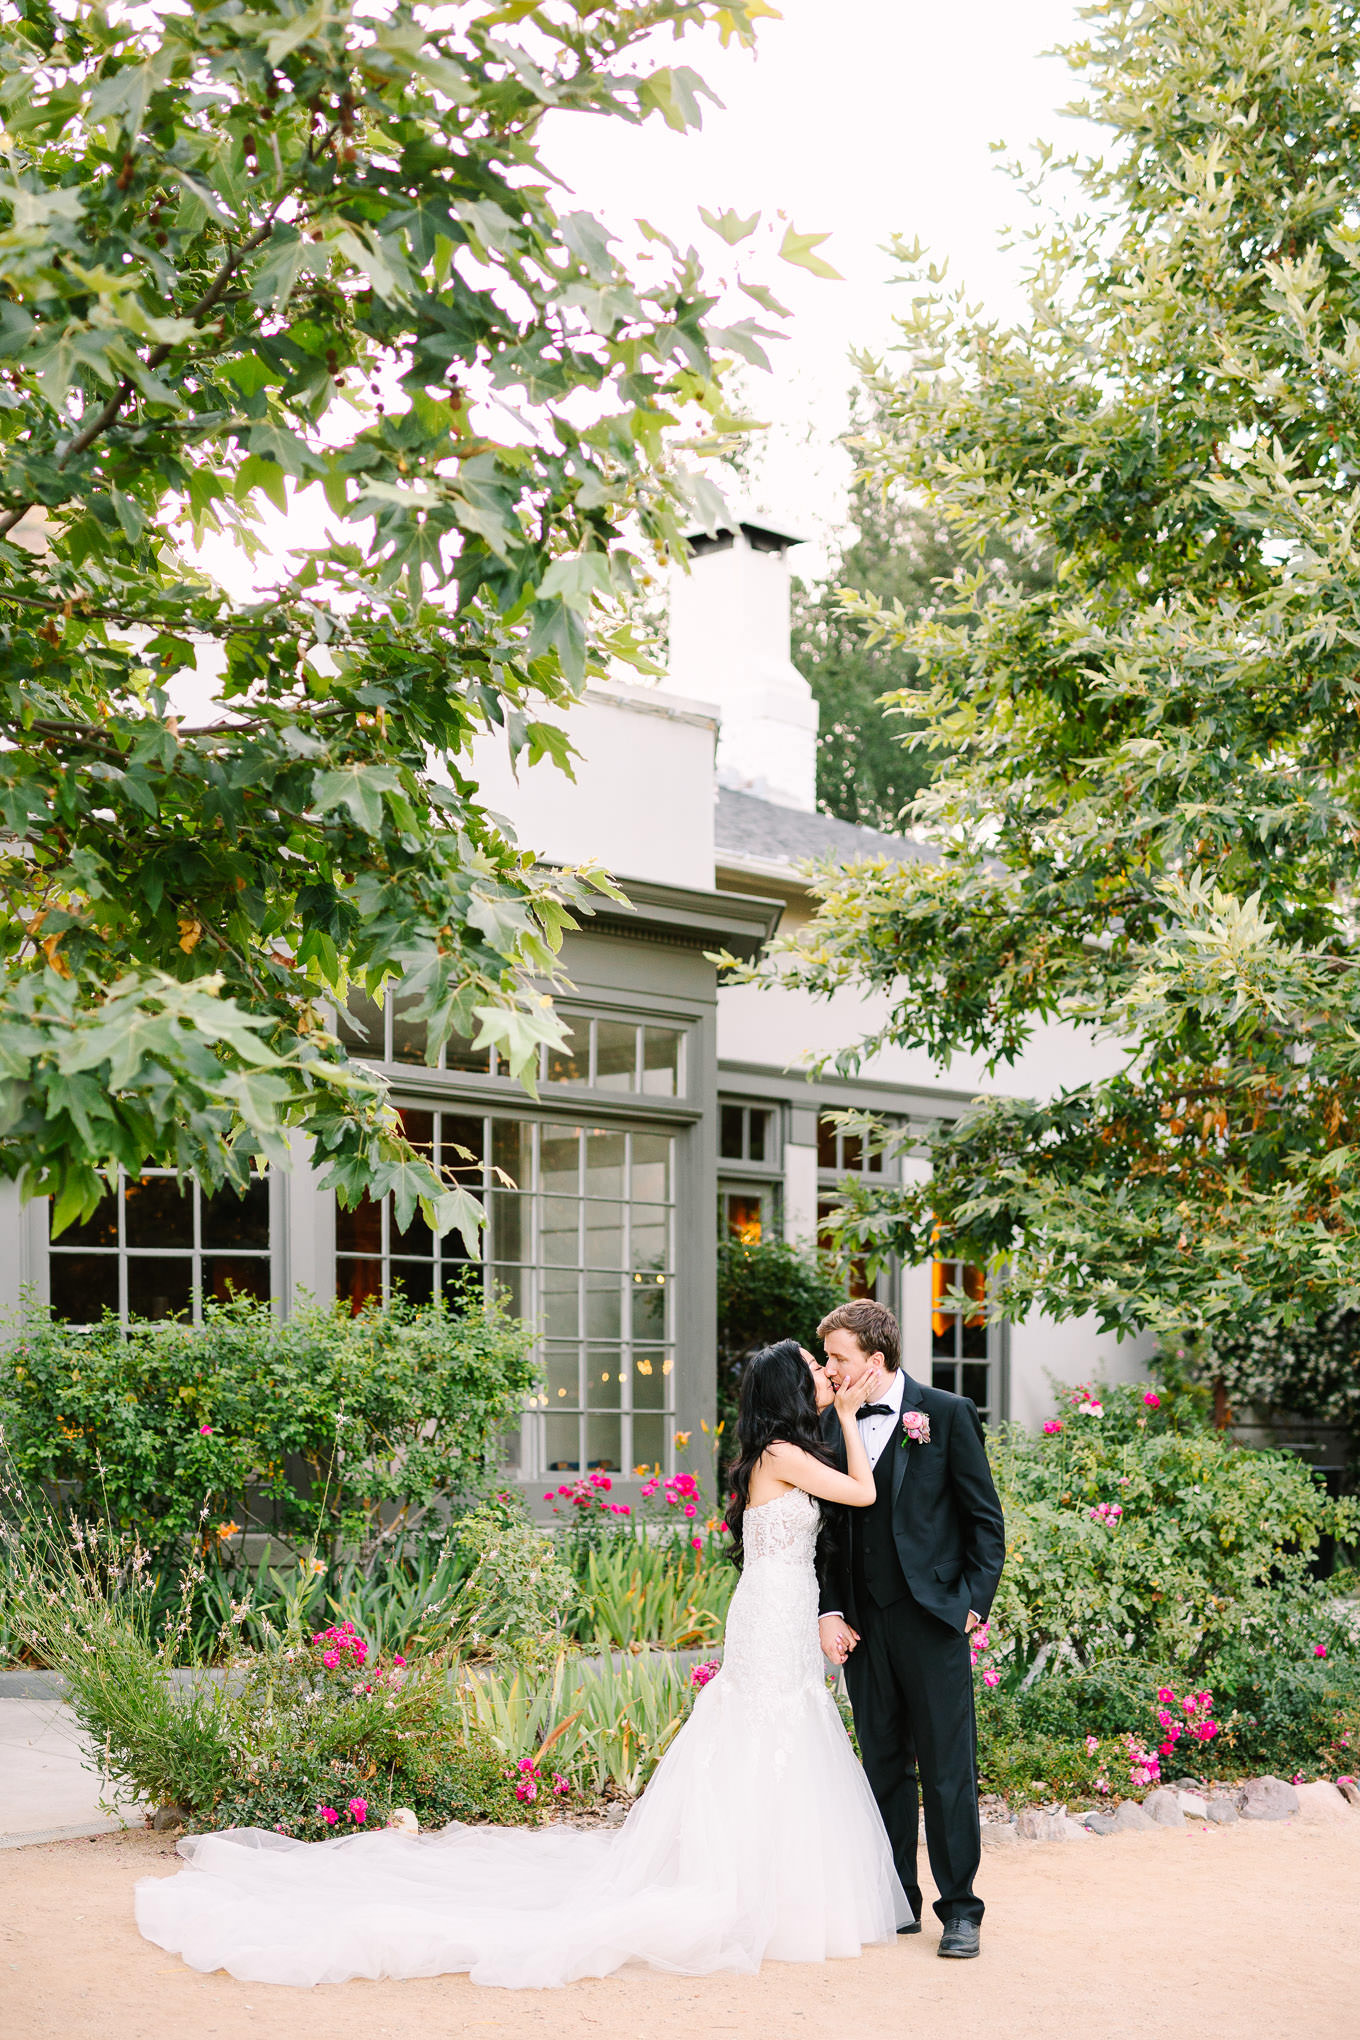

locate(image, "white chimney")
[[668, 520, 818, 813]]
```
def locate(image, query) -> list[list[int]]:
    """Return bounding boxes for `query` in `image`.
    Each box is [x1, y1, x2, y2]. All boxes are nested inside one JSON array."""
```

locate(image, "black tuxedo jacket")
[[818, 1371, 1005, 1636]]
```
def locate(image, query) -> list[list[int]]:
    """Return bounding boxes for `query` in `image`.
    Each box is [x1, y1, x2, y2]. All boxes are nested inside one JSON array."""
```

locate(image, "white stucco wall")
[[1008, 1315, 1156, 1430], [469, 682, 719, 893], [670, 534, 818, 813], [716, 974, 1134, 1102]]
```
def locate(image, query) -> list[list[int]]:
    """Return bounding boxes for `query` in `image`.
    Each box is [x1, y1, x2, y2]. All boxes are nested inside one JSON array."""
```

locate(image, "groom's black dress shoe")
[[937, 1919, 981, 1959], [897, 1915, 922, 1935]]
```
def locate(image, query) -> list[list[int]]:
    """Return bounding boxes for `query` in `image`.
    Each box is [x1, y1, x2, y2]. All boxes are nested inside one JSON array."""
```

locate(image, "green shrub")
[[988, 1378, 1360, 1676], [0, 1288, 537, 1562], [445, 1499, 580, 1661], [6, 1500, 537, 1834], [566, 1532, 736, 1651]]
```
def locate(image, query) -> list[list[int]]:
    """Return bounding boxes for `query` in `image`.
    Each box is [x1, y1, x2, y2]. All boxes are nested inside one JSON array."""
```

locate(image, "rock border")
[[980, 1774, 1360, 1848]]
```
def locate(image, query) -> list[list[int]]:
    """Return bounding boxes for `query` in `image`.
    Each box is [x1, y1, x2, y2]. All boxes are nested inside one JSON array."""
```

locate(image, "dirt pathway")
[[2, 1818, 1355, 2040]]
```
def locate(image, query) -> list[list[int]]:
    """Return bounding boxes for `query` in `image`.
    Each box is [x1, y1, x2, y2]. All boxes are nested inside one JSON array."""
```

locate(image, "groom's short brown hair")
[[817, 1298, 900, 1372]]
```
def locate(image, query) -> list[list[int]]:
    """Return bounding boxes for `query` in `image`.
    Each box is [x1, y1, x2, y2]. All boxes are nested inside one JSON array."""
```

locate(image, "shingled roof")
[[714, 786, 939, 882]]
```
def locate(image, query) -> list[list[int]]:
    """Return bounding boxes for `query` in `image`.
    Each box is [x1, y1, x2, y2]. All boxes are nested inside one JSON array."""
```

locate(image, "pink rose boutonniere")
[[901, 1410, 931, 1447]]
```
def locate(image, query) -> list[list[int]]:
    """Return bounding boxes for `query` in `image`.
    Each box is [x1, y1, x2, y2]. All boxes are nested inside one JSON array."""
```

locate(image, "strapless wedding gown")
[[135, 1487, 908, 1988]]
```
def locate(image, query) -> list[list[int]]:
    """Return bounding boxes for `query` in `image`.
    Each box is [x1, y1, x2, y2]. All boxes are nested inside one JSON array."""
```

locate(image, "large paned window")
[[335, 1106, 483, 1312], [48, 1173, 272, 1324], [337, 992, 684, 1098], [335, 1112, 677, 1478], [718, 1098, 781, 1244], [930, 1258, 992, 1420], [817, 1111, 893, 1300]]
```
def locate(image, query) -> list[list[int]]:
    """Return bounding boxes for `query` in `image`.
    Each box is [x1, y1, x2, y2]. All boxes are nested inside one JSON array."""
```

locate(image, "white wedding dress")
[[135, 1487, 908, 1988]]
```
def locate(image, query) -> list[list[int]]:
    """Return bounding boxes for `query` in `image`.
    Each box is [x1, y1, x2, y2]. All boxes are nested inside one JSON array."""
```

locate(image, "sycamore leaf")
[[699, 205, 760, 245], [777, 225, 843, 280]]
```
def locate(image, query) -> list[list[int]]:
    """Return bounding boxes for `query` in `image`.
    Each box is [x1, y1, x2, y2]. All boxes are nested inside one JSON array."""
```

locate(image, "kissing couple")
[[137, 1297, 1007, 1988]]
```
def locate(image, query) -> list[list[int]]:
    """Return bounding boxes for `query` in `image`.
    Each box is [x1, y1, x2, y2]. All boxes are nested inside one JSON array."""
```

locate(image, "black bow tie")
[[856, 1402, 893, 1418]]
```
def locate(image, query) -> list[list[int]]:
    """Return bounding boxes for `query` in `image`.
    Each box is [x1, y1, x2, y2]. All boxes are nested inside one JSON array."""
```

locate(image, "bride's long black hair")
[[724, 1339, 837, 1570]]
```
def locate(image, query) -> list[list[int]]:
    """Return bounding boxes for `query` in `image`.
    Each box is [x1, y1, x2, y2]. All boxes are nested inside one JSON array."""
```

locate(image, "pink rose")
[[1143, 1391, 1161, 1408], [347, 1798, 367, 1824], [901, 1410, 931, 1446], [322, 1650, 339, 1669], [316, 1805, 339, 1826], [982, 1670, 999, 1687], [1042, 1419, 1063, 1435], [198, 1424, 213, 1435], [1314, 1644, 1328, 1659]]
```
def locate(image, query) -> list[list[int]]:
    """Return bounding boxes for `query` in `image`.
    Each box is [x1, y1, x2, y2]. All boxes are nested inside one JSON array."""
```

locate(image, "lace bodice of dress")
[[740, 1485, 821, 1566]]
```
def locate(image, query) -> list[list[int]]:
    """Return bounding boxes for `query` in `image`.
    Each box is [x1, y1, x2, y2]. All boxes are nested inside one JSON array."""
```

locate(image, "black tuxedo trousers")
[[843, 1584, 983, 1926]]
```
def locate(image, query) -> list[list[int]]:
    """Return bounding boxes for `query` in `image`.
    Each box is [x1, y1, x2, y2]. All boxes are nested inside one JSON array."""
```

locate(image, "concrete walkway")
[[0, 1682, 145, 1849]]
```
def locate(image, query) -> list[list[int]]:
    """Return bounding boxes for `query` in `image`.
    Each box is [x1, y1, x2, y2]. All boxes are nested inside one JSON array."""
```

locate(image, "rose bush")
[[0, 1290, 536, 1563], [987, 1378, 1360, 1676]]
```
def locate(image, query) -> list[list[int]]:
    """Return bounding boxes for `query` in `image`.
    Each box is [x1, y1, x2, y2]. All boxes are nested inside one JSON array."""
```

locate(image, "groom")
[[816, 1299, 1005, 1959]]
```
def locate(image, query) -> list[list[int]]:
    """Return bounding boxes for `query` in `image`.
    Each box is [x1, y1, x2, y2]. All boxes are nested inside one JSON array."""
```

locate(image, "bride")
[[136, 1339, 910, 1988]]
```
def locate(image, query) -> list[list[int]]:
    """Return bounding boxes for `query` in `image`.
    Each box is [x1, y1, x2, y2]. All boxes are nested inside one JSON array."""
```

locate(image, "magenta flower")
[[1157, 1686, 1175, 1705], [982, 1669, 999, 1687], [1143, 1391, 1161, 1409], [316, 1805, 339, 1826], [1084, 1735, 1099, 1755], [690, 1536, 702, 1550], [690, 1659, 721, 1691], [1042, 1418, 1064, 1436], [515, 1778, 538, 1803], [322, 1650, 339, 1669], [393, 1655, 406, 1668], [552, 1773, 570, 1796], [347, 1797, 367, 1824], [198, 1423, 213, 1435], [1314, 1644, 1328, 1659]]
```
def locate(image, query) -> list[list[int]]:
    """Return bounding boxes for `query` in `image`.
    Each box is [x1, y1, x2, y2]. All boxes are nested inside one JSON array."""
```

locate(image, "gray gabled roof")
[[714, 786, 940, 880]]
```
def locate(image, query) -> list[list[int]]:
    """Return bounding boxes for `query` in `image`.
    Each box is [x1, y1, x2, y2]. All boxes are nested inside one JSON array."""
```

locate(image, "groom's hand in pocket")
[[819, 1614, 859, 1667]]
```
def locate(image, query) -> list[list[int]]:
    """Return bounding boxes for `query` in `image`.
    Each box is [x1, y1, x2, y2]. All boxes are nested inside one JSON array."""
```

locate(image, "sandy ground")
[[2, 1818, 1356, 2040]]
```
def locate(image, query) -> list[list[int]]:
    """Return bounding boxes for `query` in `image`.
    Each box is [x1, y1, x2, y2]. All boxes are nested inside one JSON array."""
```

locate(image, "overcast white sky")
[[196, 0, 1090, 608], [543, 0, 1089, 566]]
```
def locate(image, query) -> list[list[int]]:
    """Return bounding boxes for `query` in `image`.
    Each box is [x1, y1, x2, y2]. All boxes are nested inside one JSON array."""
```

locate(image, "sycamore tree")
[[791, 439, 1048, 832], [749, 0, 1360, 1345], [0, 0, 790, 1241]]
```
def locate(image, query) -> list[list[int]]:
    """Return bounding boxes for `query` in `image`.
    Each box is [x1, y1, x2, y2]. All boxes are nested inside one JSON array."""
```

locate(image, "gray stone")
[[1142, 1786, 1186, 1828], [150, 1803, 187, 1832], [1205, 1795, 1239, 1825], [1295, 1781, 1354, 1825], [1177, 1791, 1209, 1819], [1082, 1812, 1121, 1835], [1015, 1807, 1062, 1841], [1338, 1779, 1360, 1810], [980, 1819, 1019, 1849], [1054, 1814, 1091, 1841], [1238, 1775, 1299, 1822], [1113, 1798, 1156, 1832]]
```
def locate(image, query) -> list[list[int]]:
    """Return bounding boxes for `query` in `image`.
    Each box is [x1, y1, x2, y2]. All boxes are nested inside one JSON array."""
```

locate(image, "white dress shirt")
[[856, 1364, 905, 1469]]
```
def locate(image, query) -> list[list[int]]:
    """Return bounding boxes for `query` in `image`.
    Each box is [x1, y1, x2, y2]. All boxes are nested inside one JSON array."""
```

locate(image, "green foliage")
[[5, 1489, 544, 1830], [791, 459, 1046, 831], [0, 0, 780, 1237], [0, 1290, 537, 1560], [976, 1657, 1360, 1806], [988, 1379, 1360, 1676], [716, 1232, 845, 1441], [755, 0, 1360, 1337], [446, 1499, 580, 1663], [455, 1648, 698, 1799], [1209, 1311, 1360, 1437], [566, 1531, 735, 1652]]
